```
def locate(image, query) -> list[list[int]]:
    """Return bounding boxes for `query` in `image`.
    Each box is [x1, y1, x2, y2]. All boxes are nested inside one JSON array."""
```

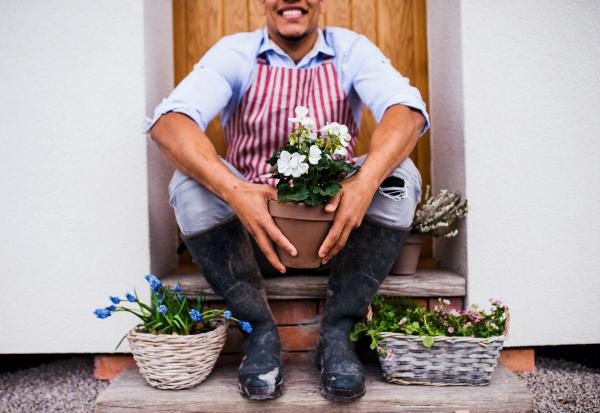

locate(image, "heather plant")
[[350, 295, 506, 359], [412, 185, 469, 237], [94, 275, 251, 349], [265, 106, 360, 205]]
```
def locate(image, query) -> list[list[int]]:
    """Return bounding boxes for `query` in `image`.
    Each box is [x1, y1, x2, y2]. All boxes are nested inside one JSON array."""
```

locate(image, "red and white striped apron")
[[223, 54, 359, 186]]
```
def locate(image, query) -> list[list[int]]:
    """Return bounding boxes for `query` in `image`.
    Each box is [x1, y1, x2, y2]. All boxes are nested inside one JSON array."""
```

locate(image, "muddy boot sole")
[[239, 381, 285, 400], [314, 351, 366, 402], [319, 381, 365, 402]]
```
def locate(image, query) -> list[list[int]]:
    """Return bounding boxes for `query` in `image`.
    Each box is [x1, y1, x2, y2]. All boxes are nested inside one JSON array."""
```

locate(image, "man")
[[145, 0, 428, 402]]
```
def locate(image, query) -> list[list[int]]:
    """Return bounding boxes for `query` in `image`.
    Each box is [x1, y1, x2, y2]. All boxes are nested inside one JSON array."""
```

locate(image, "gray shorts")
[[169, 155, 422, 239]]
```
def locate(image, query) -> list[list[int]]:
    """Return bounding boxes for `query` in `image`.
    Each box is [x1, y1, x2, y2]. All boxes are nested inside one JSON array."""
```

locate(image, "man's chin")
[[277, 30, 309, 42]]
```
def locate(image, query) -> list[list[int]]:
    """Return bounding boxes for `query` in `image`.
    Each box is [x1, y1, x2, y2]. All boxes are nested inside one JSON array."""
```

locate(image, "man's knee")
[[365, 158, 422, 230], [169, 169, 236, 238]]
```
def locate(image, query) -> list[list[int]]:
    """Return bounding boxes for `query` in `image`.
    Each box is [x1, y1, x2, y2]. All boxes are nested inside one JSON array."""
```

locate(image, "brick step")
[[95, 363, 534, 412], [161, 268, 466, 300]]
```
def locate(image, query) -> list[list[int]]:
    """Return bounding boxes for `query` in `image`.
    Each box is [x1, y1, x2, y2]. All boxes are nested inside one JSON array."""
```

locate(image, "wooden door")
[[172, 0, 434, 263]]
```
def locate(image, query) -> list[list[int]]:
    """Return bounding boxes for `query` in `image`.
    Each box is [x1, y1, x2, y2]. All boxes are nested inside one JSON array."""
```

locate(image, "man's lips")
[[278, 6, 307, 20]]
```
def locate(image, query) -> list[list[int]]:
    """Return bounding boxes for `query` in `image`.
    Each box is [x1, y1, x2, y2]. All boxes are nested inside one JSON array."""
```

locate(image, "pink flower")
[[399, 317, 407, 325], [448, 327, 454, 333], [443, 299, 451, 305], [494, 300, 502, 305], [385, 352, 394, 361], [490, 322, 499, 330]]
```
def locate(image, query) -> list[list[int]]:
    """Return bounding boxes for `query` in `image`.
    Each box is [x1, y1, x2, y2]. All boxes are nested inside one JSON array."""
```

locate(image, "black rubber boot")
[[317, 218, 409, 402], [184, 219, 284, 399]]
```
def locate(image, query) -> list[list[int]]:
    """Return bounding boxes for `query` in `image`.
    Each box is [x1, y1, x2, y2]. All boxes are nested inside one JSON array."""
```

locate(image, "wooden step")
[[160, 269, 466, 301], [96, 362, 533, 412]]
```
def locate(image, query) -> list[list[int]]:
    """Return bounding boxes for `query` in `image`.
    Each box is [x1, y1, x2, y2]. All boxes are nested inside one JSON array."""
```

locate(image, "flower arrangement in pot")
[[93, 275, 251, 390], [351, 295, 508, 385], [265, 106, 360, 268], [391, 185, 469, 275]]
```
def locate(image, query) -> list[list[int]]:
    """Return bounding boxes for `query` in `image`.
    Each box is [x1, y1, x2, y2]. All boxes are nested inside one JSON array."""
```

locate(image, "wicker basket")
[[127, 319, 228, 390], [370, 306, 510, 386]]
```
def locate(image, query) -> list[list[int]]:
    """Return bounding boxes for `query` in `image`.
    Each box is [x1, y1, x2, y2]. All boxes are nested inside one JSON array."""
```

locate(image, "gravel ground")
[[516, 356, 600, 413], [1, 354, 598, 412], [0, 356, 109, 413]]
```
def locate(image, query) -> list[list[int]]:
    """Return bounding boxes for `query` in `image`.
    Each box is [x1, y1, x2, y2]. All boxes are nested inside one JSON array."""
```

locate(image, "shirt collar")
[[258, 27, 336, 59]]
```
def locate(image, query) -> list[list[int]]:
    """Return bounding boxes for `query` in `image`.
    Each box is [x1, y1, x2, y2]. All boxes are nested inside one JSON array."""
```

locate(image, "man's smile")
[[278, 5, 308, 20]]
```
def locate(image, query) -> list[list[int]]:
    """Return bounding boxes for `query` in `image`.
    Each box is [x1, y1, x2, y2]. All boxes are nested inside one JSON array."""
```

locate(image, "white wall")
[[428, 0, 600, 346], [0, 0, 175, 353]]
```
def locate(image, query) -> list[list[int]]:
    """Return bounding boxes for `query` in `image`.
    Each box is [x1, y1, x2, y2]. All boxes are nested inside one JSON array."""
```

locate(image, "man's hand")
[[318, 173, 379, 265], [223, 182, 296, 273], [317, 105, 425, 265]]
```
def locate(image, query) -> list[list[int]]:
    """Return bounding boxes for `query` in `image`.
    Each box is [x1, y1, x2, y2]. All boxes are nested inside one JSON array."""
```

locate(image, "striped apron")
[[223, 55, 359, 186]]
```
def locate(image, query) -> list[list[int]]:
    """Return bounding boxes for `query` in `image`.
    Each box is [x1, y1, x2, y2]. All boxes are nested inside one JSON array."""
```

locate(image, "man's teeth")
[[283, 10, 302, 16]]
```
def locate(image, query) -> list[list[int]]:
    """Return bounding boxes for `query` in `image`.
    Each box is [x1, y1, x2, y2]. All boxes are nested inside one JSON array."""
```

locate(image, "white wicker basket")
[[127, 319, 228, 390], [371, 306, 510, 386]]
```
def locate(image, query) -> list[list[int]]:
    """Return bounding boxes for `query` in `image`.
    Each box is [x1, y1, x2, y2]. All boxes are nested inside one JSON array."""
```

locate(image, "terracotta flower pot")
[[389, 233, 426, 275], [268, 200, 335, 269]]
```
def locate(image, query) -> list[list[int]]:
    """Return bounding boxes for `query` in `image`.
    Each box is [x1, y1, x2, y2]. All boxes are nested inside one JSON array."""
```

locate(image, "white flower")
[[339, 124, 348, 135], [290, 153, 308, 177], [308, 145, 321, 165], [300, 116, 314, 128], [340, 138, 349, 147], [334, 146, 347, 157], [307, 132, 317, 141], [319, 122, 331, 134], [340, 132, 351, 142], [288, 106, 312, 127], [295, 106, 309, 118], [277, 150, 298, 176], [328, 122, 341, 135]]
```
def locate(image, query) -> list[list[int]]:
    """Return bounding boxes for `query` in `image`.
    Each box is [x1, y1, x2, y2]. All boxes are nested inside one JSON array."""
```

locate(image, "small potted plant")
[[266, 106, 360, 268], [390, 185, 469, 275], [351, 296, 508, 385], [93, 275, 251, 390]]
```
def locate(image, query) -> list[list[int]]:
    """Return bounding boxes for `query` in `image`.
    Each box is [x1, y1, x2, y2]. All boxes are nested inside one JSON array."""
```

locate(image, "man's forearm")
[[359, 104, 425, 188], [150, 112, 243, 202]]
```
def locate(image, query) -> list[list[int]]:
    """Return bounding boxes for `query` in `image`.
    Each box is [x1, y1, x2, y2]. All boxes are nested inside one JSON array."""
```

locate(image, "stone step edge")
[[161, 268, 466, 300]]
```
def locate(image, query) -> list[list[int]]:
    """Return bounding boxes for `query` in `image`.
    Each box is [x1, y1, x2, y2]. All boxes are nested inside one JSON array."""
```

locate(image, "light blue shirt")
[[144, 27, 429, 135]]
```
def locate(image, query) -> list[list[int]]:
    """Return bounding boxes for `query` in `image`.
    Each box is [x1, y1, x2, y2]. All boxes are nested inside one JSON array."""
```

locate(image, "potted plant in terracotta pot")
[[266, 106, 360, 268], [93, 275, 251, 389], [390, 186, 469, 275]]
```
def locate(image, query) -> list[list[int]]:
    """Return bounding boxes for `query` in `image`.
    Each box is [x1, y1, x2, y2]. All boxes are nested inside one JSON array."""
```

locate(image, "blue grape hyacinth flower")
[[239, 320, 252, 333], [144, 274, 162, 292], [110, 296, 120, 304], [125, 292, 136, 303], [94, 308, 111, 319], [190, 309, 203, 322], [107, 305, 116, 312], [173, 284, 181, 293], [178, 295, 185, 300], [156, 297, 163, 303], [224, 310, 232, 320], [157, 305, 167, 314]]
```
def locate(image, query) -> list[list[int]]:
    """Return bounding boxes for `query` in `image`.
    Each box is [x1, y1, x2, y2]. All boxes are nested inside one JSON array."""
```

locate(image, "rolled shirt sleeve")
[[143, 31, 261, 134], [343, 34, 430, 136]]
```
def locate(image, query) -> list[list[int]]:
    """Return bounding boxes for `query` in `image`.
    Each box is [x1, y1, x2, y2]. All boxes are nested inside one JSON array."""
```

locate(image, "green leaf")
[[349, 331, 359, 342], [277, 184, 309, 203], [369, 341, 377, 350], [305, 189, 325, 206], [314, 181, 342, 198], [423, 336, 435, 347]]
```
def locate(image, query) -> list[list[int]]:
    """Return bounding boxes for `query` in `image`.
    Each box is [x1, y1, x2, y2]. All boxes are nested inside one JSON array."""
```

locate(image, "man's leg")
[[169, 164, 284, 399], [317, 156, 422, 402]]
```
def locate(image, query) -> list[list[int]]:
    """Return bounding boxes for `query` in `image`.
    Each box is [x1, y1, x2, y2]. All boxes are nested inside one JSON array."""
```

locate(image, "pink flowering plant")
[[94, 275, 251, 349], [265, 106, 360, 205], [350, 295, 506, 359]]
